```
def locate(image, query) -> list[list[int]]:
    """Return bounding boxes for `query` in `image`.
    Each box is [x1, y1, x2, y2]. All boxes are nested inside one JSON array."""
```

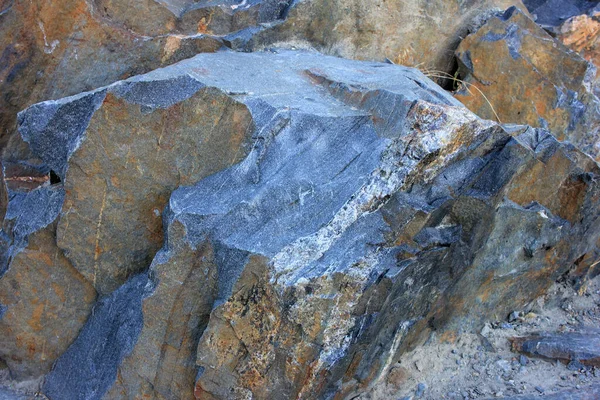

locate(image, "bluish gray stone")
[[43, 273, 152, 400]]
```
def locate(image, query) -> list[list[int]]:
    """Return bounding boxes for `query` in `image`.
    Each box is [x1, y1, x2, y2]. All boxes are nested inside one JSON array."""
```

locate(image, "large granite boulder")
[[3, 50, 599, 399], [454, 7, 600, 160]]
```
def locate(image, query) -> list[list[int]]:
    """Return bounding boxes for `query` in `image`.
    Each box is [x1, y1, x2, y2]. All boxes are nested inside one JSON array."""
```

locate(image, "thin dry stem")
[[421, 69, 502, 124]]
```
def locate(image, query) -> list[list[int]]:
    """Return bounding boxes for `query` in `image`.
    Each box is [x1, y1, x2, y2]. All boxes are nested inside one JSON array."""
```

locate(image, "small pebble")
[[415, 382, 427, 398], [535, 386, 545, 394], [496, 360, 511, 373], [519, 355, 528, 366], [519, 366, 527, 374], [568, 360, 585, 371], [508, 311, 521, 322]]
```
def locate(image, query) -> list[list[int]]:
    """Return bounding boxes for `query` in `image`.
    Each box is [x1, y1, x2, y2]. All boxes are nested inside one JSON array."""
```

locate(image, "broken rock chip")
[[16, 50, 600, 399], [455, 7, 600, 160]]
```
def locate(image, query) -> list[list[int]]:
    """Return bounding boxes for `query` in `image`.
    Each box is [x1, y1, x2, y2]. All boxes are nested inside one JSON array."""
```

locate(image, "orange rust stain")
[[439, 329, 458, 344], [27, 340, 36, 358], [558, 176, 587, 223], [476, 271, 496, 303], [28, 251, 53, 266], [28, 303, 44, 332], [52, 282, 66, 303]]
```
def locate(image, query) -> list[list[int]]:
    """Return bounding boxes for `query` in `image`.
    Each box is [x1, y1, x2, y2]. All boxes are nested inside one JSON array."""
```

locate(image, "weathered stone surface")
[[247, 0, 528, 70], [0, 387, 31, 400], [20, 50, 600, 399], [0, 53, 254, 384], [0, 219, 96, 380], [104, 221, 217, 399], [455, 7, 600, 160], [511, 330, 600, 366], [557, 11, 600, 61], [0, 179, 97, 382], [43, 273, 151, 400], [0, 0, 298, 195]]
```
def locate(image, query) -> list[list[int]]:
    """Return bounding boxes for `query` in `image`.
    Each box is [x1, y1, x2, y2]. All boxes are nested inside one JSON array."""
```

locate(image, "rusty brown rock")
[[105, 220, 218, 399], [55, 87, 253, 294], [249, 0, 528, 72], [454, 7, 600, 160], [0, 0, 226, 155], [557, 12, 600, 74], [0, 221, 96, 380]]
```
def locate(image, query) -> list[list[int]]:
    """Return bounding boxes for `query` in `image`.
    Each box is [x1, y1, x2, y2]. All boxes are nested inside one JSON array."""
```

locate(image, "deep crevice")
[[50, 170, 61, 185]]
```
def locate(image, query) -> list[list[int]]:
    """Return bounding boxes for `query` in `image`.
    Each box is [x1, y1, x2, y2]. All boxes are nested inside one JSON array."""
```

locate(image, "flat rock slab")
[[484, 383, 600, 399], [511, 331, 600, 366]]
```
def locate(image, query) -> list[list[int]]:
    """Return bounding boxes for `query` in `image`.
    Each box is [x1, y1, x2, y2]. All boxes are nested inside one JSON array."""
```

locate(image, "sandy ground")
[[365, 276, 600, 400]]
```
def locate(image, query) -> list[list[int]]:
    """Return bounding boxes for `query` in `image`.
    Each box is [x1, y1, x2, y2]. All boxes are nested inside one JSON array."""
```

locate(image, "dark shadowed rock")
[[455, 7, 600, 161], [511, 330, 600, 366], [3, 50, 600, 399]]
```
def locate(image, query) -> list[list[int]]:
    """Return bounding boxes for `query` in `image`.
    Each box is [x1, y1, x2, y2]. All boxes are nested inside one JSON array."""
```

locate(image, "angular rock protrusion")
[[4, 50, 600, 399], [455, 7, 600, 160], [0, 183, 96, 381], [555, 11, 600, 70], [3, 50, 465, 396], [104, 220, 218, 399]]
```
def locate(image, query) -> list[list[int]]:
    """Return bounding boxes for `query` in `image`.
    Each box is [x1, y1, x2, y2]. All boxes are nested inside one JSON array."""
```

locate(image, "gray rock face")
[[5, 50, 599, 399]]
